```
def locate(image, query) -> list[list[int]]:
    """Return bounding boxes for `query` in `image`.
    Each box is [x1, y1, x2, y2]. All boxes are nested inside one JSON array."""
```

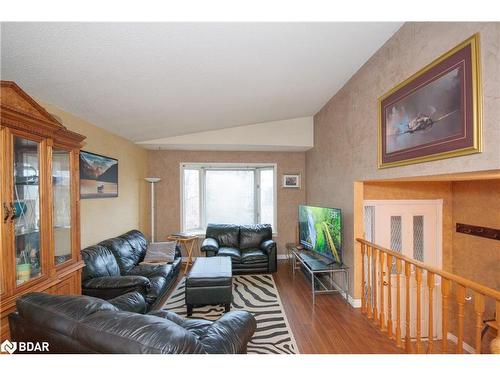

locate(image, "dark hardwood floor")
[[273, 260, 403, 354], [169, 259, 403, 354]]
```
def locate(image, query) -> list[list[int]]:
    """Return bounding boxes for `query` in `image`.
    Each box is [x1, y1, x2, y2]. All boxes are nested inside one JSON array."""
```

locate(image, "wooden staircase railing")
[[357, 238, 500, 354]]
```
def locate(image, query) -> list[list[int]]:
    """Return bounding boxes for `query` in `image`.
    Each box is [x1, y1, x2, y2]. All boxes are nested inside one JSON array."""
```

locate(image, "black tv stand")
[[291, 249, 349, 304]]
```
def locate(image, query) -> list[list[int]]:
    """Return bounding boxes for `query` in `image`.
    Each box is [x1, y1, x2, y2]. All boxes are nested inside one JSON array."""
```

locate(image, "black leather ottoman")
[[185, 256, 232, 317]]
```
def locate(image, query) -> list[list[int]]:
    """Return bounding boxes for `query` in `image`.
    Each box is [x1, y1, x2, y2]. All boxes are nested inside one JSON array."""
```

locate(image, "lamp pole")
[[144, 177, 161, 243]]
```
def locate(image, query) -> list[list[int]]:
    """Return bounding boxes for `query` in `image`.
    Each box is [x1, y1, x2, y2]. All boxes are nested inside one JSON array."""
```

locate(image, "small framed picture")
[[282, 174, 301, 188]]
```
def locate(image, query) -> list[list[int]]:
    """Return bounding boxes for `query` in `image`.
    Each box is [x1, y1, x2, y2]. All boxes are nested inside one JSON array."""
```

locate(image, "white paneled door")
[[363, 200, 443, 340]]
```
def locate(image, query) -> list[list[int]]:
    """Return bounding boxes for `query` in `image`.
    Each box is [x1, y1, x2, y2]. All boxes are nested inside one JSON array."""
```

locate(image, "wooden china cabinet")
[[0, 81, 86, 340]]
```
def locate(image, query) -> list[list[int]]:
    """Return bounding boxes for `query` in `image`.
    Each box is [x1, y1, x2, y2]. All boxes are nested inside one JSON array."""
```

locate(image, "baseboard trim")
[[347, 296, 362, 308], [329, 277, 360, 308], [447, 333, 475, 353], [185, 255, 290, 261], [182, 255, 361, 307]]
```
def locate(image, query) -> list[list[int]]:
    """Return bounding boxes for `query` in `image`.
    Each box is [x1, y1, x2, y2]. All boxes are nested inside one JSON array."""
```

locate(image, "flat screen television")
[[299, 205, 342, 264]]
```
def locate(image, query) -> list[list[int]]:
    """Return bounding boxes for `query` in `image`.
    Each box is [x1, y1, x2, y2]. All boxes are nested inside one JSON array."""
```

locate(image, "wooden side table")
[[167, 235, 199, 275]]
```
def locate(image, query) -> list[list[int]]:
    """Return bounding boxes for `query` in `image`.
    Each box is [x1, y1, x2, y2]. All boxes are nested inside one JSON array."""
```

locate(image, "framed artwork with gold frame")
[[378, 33, 482, 169]]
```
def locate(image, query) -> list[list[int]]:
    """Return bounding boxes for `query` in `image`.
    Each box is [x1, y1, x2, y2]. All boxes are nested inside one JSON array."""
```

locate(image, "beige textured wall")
[[39, 100, 149, 248], [147, 150, 306, 256], [306, 22, 500, 297], [451, 179, 500, 349]]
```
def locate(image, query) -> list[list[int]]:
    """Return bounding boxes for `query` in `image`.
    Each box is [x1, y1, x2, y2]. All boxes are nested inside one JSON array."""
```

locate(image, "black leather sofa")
[[201, 224, 277, 274], [81, 230, 181, 311], [9, 292, 257, 354]]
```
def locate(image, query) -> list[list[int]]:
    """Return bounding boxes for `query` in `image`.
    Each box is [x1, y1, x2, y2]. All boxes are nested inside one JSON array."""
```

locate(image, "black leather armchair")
[[200, 224, 277, 274], [81, 230, 182, 311], [9, 292, 257, 354]]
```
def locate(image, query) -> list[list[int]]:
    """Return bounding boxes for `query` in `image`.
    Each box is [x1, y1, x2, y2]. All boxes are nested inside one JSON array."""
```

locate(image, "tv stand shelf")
[[291, 248, 349, 304]]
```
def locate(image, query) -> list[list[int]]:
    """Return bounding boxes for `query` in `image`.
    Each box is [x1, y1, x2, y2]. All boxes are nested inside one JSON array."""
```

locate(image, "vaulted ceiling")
[[1, 22, 402, 142]]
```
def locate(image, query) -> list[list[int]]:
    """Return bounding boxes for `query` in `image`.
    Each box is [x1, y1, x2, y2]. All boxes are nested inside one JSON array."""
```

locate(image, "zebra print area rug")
[[163, 274, 298, 354]]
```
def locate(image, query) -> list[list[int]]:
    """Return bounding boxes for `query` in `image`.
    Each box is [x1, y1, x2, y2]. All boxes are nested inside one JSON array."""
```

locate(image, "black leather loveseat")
[[200, 224, 277, 274], [81, 230, 181, 311], [9, 292, 256, 354]]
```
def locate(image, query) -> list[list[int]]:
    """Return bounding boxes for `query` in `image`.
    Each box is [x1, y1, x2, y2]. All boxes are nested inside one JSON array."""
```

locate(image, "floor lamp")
[[145, 177, 161, 243]]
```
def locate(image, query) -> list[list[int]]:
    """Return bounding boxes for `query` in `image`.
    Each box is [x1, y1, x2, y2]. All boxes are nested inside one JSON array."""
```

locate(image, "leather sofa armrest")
[[260, 239, 276, 254], [260, 239, 277, 273], [82, 276, 151, 300], [175, 245, 182, 259], [108, 291, 147, 314], [148, 309, 186, 324], [199, 311, 257, 354], [200, 238, 219, 253]]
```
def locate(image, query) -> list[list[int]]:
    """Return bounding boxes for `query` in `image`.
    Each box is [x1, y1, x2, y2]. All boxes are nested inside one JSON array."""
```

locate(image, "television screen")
[[299, 205, 342, 264]]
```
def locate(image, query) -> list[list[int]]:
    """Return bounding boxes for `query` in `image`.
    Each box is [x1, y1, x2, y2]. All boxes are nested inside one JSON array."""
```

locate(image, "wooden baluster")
[[386, 254, 393, 338], [367, 246, 372, 319], [473, 292, 485, 354], [415, 267, 422, 353], [441, 278, 451, 353], [405, 261, 412, 353], [427, 272, 435, 353], [361, 243, 366, 314], [455, 284, 466, 354], [373, 247, 378, 323], [492, 301, 500, 354], [379, 251, 385, 331], [395, 258, 402, 347]]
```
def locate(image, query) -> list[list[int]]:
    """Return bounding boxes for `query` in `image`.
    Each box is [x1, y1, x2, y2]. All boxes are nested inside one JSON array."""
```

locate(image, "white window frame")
[[180, 162, 278, 235]]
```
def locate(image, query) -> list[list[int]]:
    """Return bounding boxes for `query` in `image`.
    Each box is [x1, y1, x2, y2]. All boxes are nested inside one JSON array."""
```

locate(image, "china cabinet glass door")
[[12, 136, 42, 286], [52, 148, 72, 265]]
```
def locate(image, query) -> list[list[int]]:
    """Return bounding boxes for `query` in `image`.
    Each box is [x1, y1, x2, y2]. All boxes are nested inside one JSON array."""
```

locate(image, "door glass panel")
[[53, 149, 72, 265], [413, 215, 424, 262], [390, 215, 402, 253], [390, 215, 402, 273], [364, 205, 375, 242], [13, 136, 41, 285]]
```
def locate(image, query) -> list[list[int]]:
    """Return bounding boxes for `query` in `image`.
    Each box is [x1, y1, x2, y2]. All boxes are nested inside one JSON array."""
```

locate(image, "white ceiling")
[[1, 22, 402, 142]]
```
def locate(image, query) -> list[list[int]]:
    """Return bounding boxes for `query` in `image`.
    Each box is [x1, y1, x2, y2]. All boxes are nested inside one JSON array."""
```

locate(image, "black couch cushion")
[[206, 224, 240, 248], [108, 292, 147, 314], [217, 247, 241, 262], [76, 310, 207, 354], [126, 263, 173, 279], [81, 245, 120, 282], [81, 230, 182, 311], [144, 276, 169, 306], [98, 237, 141, 274], [240, 224, 272, 249], [16, 293, 118, 338], [10, 293, 256, 354], [240, 248, 268, 264], [119, 230, 148, 263]]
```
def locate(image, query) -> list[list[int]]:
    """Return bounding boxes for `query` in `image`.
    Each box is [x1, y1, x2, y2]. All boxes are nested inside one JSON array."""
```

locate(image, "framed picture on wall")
[[79, 150, 118, 198], [282, 174, 301, 188], [378, 33, 482, 169]]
